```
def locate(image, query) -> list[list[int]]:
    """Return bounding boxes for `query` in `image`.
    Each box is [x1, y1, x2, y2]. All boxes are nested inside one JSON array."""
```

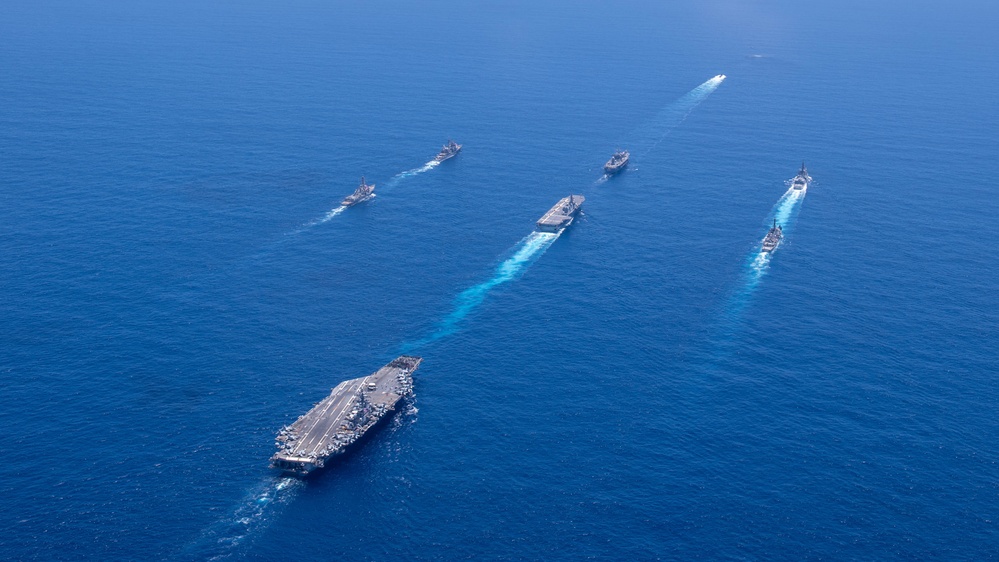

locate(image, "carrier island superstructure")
[[536, 195, 585, 233], [271, 356, 422, 477]]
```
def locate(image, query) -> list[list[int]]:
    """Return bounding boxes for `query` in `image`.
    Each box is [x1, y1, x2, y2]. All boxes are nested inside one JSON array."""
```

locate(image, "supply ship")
[[434, 140, 462, 163], [603, 150, 629, 175], [761, 219, 783, 253], [791, 163, 812, 191], [341, 176, 375, 207], [271, 356, 422, 477], [536, 195, 585, 233]]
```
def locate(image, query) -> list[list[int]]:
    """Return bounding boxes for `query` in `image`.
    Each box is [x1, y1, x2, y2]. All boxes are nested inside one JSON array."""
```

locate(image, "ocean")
[[1, 1, 997, 559]]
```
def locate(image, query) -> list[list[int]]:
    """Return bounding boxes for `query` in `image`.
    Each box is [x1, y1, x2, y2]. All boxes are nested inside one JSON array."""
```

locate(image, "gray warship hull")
[[603, 151, 630, 175], [791, 163, 812, 191], [761, 220, 783, 253], [341, 177, 375, 207], [536, 195, 585, 233], [434, 141, 462, 163], [271, 356, 422, 477]]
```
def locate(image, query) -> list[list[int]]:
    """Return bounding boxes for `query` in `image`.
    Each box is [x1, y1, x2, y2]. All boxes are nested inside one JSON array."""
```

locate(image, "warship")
[[341, 176, 375, 207], [536, 195, 585, 233], [791, 162, 812, 191], [271, 356, 422, 477], [761, 219, 783, 253], [603, 150, 629, 175], [434, 140, 462, 163]]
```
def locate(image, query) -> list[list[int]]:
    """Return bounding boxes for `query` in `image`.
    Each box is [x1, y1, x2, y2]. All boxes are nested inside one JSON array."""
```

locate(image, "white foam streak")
[[184, 477, 304, 560], [639, 74, 726, 158], [385, 160, 439, 187], [292, 160, 439, 234], [402, 231, 560, 350], [319, 205, 347, 223], [726, 184, 807, 322]]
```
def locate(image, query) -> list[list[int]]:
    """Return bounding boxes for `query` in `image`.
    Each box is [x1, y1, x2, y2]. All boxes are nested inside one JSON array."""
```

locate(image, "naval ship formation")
[[537, 195, 585, 233], [272, 151, 808, 475], [341, 176, 375, 207], [434, 140, 462, 163], [604, 150, 629, 175], [271, 356, 422, 477]]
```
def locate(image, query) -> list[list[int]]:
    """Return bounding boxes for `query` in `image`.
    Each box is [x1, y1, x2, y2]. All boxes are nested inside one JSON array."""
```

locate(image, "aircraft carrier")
[[536, 195, 585, 233], [271, 356, 422, 477]]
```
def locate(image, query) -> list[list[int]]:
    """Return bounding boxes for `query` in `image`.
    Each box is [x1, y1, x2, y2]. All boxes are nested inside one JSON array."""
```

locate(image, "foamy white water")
[[726, 182, 809, 321], [318, 205, 347, 223], [403, 230, 560, 350], [597, 75, 726, 182], [641, 74, 726, 156], [293, 160, 438, 234], [183, 476, 304, 560]]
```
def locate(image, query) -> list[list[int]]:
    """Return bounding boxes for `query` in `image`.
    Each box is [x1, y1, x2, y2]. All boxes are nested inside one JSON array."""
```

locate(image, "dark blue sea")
[[2, 1, 998, 559]]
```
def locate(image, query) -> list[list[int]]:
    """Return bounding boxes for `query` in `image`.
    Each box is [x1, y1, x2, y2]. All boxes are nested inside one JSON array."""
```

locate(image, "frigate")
[[603, 150, 629, 175], [761, 219, 783, 253], [434, 140, 462, 163], [341, 176, 375, 207]]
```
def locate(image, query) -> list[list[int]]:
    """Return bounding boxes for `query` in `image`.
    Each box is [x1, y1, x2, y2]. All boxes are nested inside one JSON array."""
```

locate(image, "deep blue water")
[[2, 1, 998, 559]]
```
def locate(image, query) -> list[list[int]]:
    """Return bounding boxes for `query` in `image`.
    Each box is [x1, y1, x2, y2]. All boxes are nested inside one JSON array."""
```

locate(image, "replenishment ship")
[[434, 140, 462, 163], [271, 356, 422, 477], [761, 219, 783, 253], [536, 195, 585, 233], [341, 176, 375, 207], [791, 162, 812, 191], [603, 150, 630, 175]]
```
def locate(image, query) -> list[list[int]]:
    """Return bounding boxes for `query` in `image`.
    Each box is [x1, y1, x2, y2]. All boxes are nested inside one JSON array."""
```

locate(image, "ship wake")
[[725, 186, 807, 324], [596, 74, 725, 182], [402, 231, 560, 350], [292, 161, 437, 233], [305, 205, 347, 228], [182, 476, 304, 561], [639, 74, 726, 158], [388, 160, 439, 183]]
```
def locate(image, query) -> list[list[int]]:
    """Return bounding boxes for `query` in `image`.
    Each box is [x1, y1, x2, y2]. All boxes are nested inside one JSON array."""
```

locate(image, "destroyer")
[[791, 162, 812, 191], [603, 150, 629, 175], [271, 356, 422, 477], [434, 140, 462, 163], [341, 176, 375, 207], [536, 195, 585, 233], [761, 219, 783, 252]]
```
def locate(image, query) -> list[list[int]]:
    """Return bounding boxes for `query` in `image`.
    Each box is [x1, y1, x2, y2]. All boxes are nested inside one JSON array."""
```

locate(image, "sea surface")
[[2, 1, 998, 560]]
